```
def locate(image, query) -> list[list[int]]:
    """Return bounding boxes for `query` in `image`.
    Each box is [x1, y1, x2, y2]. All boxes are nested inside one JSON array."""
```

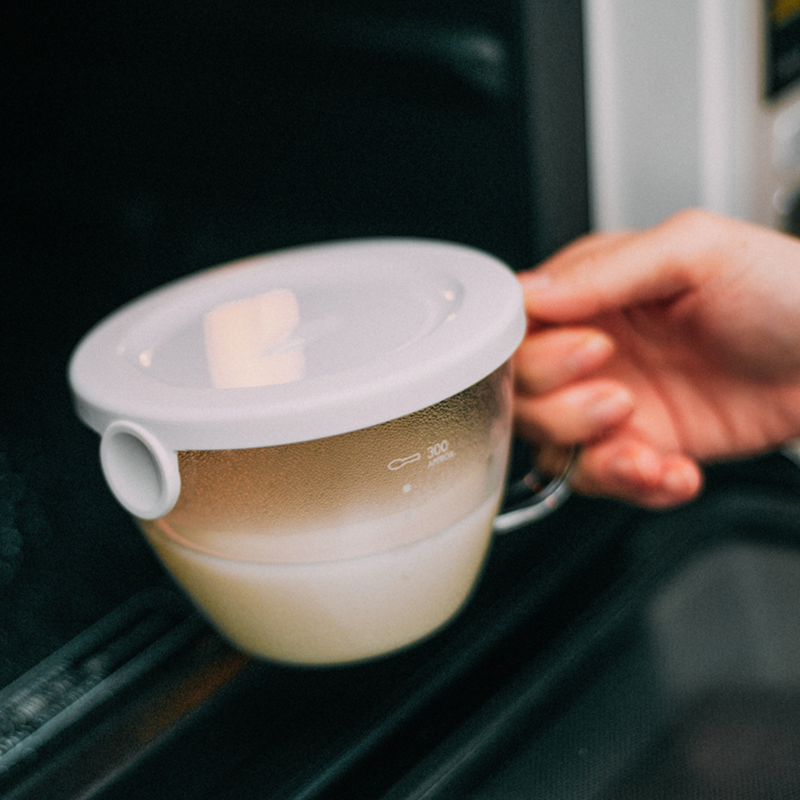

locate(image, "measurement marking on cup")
[[388, 453, 421, 470], [427, 439, 455, 467]]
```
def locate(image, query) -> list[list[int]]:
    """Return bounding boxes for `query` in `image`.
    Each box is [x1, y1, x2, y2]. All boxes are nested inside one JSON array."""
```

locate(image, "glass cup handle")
[[492, 446, 578, 534]]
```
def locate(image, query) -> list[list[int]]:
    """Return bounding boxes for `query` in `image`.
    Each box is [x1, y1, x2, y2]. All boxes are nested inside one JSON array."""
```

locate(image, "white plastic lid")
[[69, 239, 525, 518]]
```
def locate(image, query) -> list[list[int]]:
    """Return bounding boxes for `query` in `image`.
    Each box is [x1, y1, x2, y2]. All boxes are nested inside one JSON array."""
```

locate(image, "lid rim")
[[69, 238, 525, 451]]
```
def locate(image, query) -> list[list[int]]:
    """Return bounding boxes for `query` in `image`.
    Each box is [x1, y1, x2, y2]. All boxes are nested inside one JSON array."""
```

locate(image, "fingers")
[[514, 379, 634, 445], [511, 209, 742, 509], [518, 209, 733, 323], [513, 327, 615, 394], [569, 438, 703, 508], [513, 324, 632, 445], [513, 352, 701, 507]]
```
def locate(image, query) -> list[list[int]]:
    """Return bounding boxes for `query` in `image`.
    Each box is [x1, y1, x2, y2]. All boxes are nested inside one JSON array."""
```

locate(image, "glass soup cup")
[[70, 240, 572, 664]]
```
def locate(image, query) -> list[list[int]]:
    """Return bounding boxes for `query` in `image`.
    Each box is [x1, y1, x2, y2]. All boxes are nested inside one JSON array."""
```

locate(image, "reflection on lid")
[[203, 289, 305, 388]]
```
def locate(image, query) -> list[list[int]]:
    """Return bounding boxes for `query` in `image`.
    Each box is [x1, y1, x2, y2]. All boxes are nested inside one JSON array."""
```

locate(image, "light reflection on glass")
[[203, 289, 305, 388]]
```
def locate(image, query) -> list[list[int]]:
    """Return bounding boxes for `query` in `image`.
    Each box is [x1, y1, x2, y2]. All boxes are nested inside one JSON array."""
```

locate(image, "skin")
[[513, 208, 800, 508]]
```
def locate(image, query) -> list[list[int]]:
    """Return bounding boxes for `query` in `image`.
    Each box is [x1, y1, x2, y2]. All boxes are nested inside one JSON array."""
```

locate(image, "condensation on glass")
[[147, 364, 513, 564]]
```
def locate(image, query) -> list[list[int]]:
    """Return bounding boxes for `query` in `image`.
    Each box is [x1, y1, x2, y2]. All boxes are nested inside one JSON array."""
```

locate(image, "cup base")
[[140, 489, 502, 665]]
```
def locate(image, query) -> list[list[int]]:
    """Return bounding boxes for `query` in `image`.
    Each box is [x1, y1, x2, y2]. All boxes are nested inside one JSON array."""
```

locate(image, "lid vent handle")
[[100, 421, 181, 520]]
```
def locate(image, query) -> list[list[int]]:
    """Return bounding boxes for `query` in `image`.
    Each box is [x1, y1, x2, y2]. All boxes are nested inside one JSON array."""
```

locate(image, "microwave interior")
[[5, 2, 800, 799]]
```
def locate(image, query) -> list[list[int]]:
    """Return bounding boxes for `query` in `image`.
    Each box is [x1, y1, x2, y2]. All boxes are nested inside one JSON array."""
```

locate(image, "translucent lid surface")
[[69, 239, 525, 451]]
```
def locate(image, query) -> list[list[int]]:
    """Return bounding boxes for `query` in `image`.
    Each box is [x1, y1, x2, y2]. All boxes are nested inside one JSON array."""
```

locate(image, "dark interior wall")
[[8, 1, 537, 274], [5, 0, 589, 326]]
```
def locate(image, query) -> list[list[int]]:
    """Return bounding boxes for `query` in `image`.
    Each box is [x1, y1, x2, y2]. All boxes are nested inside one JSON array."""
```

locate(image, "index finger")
[[518, 209, 733, 323]]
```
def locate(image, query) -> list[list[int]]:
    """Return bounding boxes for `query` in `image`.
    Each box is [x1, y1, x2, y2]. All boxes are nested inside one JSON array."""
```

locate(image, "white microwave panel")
[[583, 0, 800, 233]]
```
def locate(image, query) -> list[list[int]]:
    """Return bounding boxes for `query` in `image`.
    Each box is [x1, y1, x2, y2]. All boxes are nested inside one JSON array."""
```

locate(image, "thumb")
[[519, 210, 725, 323]]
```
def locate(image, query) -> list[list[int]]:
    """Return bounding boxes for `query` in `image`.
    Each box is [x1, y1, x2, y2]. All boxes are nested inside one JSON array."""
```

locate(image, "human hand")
[[513, 209, 800, 508]]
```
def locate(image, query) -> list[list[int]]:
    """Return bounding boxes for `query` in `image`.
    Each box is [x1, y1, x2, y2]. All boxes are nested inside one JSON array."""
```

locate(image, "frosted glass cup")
[[69, 239, 573, 665]]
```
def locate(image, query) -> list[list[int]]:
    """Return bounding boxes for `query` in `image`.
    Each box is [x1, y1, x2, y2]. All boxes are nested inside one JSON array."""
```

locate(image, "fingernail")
[[662, 463, 700, 498], [566, 335, 613, 374], [586, 389, 633, 427], [609, 448, 661, 487]]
